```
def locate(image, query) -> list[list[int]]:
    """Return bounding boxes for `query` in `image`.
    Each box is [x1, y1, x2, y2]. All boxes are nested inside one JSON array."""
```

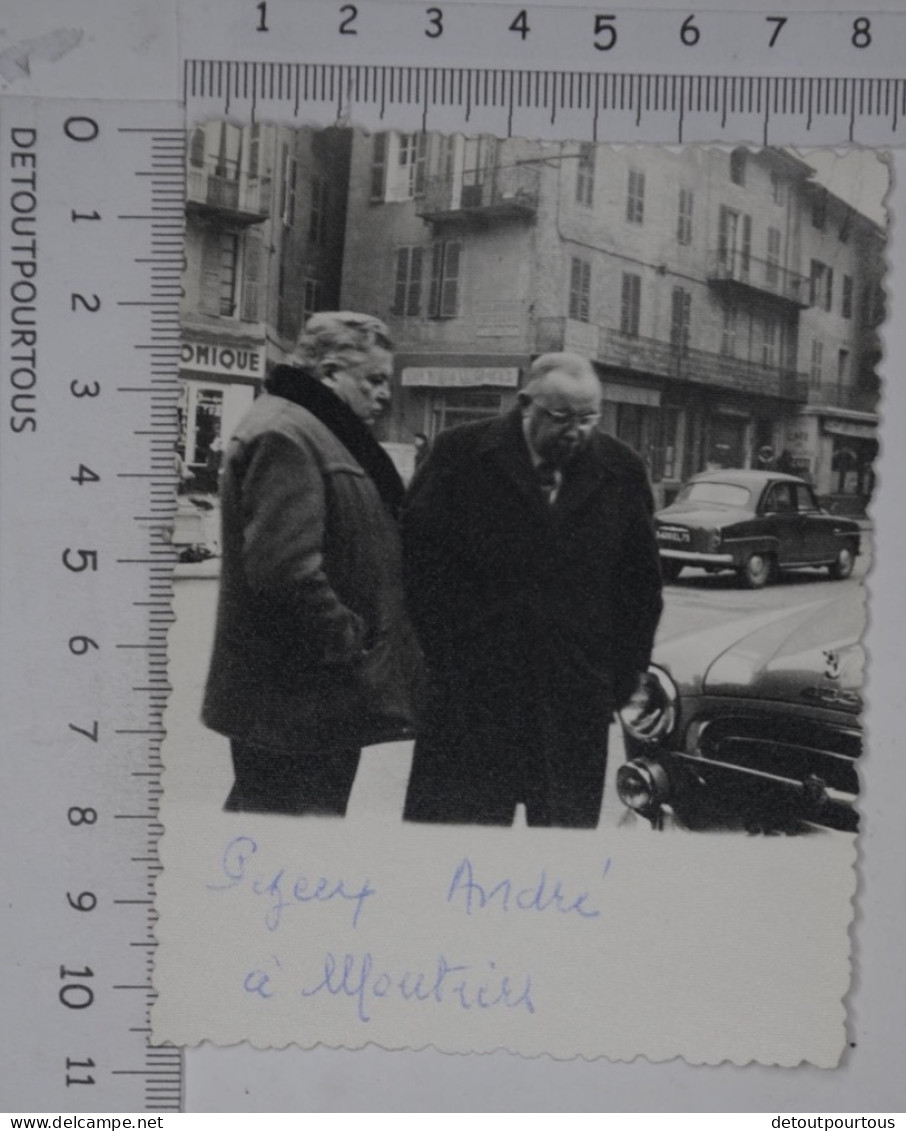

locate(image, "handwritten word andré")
[[447, 857, 611, 918], [243, 952, 535, 1023], [209, 835, 376, 931]]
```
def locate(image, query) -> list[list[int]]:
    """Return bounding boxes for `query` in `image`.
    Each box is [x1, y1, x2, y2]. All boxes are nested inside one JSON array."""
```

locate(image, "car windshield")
[[677, 482, 752, 508]]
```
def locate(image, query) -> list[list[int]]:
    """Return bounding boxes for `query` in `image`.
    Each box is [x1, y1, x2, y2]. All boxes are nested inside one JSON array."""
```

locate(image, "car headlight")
[[616, 758, 673, 812], [618, 665, 679, 744]]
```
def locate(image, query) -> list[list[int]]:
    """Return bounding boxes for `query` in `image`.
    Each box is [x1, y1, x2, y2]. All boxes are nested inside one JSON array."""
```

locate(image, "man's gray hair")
[[522, 352, 598, 398], [294, 311, 393, 372]]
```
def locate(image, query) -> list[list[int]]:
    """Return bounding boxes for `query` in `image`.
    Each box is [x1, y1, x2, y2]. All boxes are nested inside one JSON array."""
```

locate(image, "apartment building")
[[341, 133, 881, 508], [179, 119, 350, 486]]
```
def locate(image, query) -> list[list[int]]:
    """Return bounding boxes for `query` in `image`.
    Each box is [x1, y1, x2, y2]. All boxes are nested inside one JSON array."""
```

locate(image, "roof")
[[689, 469, 804, 486]]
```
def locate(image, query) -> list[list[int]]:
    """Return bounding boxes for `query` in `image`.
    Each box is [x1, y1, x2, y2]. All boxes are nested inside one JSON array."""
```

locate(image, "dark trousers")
[[225, 738, 361, 816]]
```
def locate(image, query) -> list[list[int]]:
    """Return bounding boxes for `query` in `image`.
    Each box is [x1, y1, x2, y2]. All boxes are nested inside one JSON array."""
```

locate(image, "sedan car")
[[655, 469, 861, 588], [617, 592, 864, 833]]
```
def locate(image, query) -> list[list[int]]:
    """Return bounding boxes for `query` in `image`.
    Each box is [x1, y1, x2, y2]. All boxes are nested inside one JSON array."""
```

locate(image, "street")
[[168, 538, 870, 832]]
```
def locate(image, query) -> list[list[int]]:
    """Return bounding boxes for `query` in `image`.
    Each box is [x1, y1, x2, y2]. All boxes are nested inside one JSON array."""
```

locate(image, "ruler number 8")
[[852, 17, 871, 48]]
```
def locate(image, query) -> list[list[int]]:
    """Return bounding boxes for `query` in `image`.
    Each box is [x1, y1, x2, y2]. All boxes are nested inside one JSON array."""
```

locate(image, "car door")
[[760, 481, 801, 564], [794, 482, 838, 562]]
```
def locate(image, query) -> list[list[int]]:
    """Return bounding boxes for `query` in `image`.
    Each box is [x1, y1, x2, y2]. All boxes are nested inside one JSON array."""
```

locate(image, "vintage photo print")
[[153, 112, 886, 1064]]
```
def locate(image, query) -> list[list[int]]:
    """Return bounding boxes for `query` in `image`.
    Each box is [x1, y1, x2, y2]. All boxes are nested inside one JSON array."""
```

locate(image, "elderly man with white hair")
[[402, 351, 664, 828], [202, 312, 420, 815]]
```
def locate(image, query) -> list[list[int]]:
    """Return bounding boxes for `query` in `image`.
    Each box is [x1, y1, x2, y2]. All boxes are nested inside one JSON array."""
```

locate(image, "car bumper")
[[617, 750, 858, 832], [658, 549, 735, 565]]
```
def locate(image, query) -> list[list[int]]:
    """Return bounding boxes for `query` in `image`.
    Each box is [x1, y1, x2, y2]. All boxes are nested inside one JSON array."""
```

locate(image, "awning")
[[402, 366, 520, 388], [823, 420, 878, 440], [601, 382, 660, 408]]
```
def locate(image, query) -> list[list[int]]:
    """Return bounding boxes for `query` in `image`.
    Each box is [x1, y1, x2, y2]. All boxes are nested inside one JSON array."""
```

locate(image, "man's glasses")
[[534, 404, 601, 429]]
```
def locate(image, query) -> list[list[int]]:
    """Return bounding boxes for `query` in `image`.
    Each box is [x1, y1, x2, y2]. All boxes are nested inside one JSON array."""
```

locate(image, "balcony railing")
[[187, 167, 268, 225], [534, 317, 809, 402], [416, 164, 540, 222], [707, 251, 811, 309], [807, 382, 879, 414]]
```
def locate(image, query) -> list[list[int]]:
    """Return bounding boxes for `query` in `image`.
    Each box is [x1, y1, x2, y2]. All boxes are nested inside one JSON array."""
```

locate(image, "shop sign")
[[402, 366, 520, 388], [181, 339, 264, 379]]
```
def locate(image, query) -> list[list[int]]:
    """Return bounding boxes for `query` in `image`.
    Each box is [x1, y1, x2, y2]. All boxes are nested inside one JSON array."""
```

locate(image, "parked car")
[[616, 592, 864, 833], [655, 469, 861, 588]]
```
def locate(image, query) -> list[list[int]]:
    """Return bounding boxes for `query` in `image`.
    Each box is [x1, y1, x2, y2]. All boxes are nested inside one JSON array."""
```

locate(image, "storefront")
[[178, 335, 265, 491], [399, 362, 524, 440]]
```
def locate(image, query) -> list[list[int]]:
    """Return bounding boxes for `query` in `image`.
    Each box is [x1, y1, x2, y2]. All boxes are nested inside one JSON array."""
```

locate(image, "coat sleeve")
[[238, 430, 366, 664], [611, 460, 664, 708]]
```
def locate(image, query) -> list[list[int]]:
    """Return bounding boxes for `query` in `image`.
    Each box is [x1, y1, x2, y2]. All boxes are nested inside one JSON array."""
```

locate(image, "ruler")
[[0, 99, 183, 1111]]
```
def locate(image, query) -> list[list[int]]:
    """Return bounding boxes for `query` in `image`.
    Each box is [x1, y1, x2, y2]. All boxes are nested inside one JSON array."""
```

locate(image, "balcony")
[[807, 382, 879, 415], [534, 318, 808, 402], [186, 167, 268, 226], [707, 252, 811, 311], [416, 164, 540, 223]]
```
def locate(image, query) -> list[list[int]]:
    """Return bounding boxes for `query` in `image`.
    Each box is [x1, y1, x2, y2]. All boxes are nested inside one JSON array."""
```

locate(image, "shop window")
[[393, 247, 424, 316], [658, 406, 681, 481], [677, 188, 694, 245], [576, 143, 595, 207], [842, 274, 854, 319], [620, 272, 641, 337], [616, 403, 657, 469], [191, 388, 224, 468], [670, 287, 691, 354], [431, 388, 503, 434], [428, 241, 461, 319], [308, 177, 328, 244], [626, 168, 645, 224], [569, 257, 591, 322], [199, 231, 239, 318]]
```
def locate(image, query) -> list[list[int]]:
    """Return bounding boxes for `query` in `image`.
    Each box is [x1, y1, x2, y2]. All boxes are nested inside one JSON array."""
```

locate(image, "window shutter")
[[580, 260, 591, 322], [428, 242, 443, 317], [393, 248, 410, 316], [741, 214, 752, 277], [441, 241, 460, 317], [240, 230, 262, 322], [408, 246, 423, 315], [414, 134, 428, 197], [621, 273, 640, 336], [370, 133, 387, 202], [826, 268, 834, 312], [199, 232, 223, 316]]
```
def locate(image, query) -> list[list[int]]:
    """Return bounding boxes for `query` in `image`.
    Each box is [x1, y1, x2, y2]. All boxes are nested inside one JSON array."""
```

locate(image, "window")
[[280, 145, 297, 227], [812, 189, 827, 230], [213, 122, 240, 181], [190, 127, 205, 169], [428, 241, 461, 319], [309, 177, 328, 244], [770, 171, 785, 206], [842, 274, 854, 319], [387, 132, 428, 201], [658, 406, 681, 481], [810, 259, 833, 311], [810, 339, 824, 385], [431, 389, 504, 434], [720, 304, 737, 357], [392, 247, 424, 316], [717, 206, 751, 279], [670, 287, 691, 354], [199, 231, 239, 317], [569, 257, 591, 322], [303, 279, 323, 323], [370, 132, 388, 202], [677, 188, 694, 245], [620, 272, 641, 337], [248, 123, 260, 180], [760, 318, 778, 368], [838, 348, 850, 384], [766, 227, 781, 287], [626, 168, 645, 224], [576, 143, 595, 207], [730, 149, 746, 185]]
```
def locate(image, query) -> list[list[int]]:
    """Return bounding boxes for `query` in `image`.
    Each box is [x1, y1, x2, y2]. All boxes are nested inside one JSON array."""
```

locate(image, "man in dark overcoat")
[[202, 312, 420, 816], [401, 352, 663, 828]]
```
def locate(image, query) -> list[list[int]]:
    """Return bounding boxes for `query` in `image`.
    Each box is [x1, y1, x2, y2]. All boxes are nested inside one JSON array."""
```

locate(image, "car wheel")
[[740, 552, 772, 589], [828, 543, 856, 580], [660, 559, 683, 583]]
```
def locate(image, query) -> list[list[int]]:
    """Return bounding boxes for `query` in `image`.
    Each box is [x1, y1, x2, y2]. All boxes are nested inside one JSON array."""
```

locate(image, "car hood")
[[655, 593, 866, 713], [656, 503, 752, 528]]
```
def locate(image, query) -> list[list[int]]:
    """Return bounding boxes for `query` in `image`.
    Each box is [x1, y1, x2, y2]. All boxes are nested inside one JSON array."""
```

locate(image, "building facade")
[[180, 120, 350, 488], [341, 134, 882, 508]]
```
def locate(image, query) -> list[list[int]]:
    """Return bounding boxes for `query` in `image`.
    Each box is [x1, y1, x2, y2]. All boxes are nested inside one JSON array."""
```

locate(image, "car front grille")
[[696, 714, 861, 797]]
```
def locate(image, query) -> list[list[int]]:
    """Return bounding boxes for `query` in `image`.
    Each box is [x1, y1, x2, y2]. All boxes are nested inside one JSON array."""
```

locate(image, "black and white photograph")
[[152, 112, 887, 1065]]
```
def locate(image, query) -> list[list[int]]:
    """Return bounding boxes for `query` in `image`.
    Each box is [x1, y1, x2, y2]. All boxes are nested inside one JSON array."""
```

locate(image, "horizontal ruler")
[[184, 62, 906, 144]]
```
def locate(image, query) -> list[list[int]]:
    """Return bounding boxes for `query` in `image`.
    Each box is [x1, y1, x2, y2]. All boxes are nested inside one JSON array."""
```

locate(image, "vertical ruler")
[[0, 99, 183, 1111]]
